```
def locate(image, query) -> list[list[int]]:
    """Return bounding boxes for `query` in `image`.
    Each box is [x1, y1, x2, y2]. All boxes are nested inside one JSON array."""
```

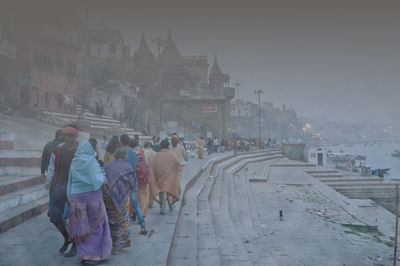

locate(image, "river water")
[[325, 140, 400, 179]]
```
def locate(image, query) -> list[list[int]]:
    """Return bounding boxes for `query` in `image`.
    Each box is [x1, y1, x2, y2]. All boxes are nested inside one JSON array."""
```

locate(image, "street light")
[[254, 89, 264, 149]]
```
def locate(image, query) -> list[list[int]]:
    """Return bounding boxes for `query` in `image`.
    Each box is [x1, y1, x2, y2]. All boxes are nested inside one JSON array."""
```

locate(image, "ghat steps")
[[0, 150, 46, 233]]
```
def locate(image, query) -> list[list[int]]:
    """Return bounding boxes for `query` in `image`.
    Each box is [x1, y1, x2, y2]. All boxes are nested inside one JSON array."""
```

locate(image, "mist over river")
[[325, 140, 400, 180]]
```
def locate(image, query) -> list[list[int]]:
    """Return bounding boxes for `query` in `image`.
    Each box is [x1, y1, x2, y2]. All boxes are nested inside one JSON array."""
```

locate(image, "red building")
[[10, 1, 83, 113]]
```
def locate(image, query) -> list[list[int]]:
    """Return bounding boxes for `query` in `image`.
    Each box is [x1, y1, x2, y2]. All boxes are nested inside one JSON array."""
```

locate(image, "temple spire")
[[159, 29, 183, 69], [209, 54, 230, 89], [133, 31, 154, 63]]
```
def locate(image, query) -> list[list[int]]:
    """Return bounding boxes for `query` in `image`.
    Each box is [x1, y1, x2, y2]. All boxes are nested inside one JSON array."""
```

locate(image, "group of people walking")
[[206, 136, 226, 155], [41, 125, 185, 265]]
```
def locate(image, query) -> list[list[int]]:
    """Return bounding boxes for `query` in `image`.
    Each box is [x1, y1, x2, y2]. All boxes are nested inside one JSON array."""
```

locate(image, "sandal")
[[64, 243, 77, 257], [59, 240, 71, 253], [140, 226, 148, 235], [112, 249, 123, 255], [81, 260, 99, 265]]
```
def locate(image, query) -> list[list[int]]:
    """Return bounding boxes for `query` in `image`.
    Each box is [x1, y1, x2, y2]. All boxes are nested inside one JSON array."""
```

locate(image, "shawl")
[[67, 141, 105, 199], [127, 148, 138, 172], [103, 159, 136, 210], [149, 149, 180, 203]]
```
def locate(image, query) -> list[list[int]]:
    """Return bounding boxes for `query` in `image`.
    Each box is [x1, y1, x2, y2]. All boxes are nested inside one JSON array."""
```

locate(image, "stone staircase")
[[307, 170, 400, 199], [42, 104, 141, 137], [0, 135, 46, 233], [167, 149, 285, 266]]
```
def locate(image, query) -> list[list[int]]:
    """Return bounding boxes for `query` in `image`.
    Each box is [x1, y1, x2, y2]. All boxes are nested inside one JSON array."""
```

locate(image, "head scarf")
[[63, 126, 78, 136], [67, 141, 105, 199]]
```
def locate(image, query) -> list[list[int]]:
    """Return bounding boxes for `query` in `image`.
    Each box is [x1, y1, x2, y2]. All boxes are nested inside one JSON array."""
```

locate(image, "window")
[[110, 43, 116, 54], [34, 54, 52, 71], [56, 93, 63, 110], [55, 56, 64, 69], [32, 87, 39, 107], [87, 47, 91, 57], [44, 92, 49, 108], [67, 62, 76, 77]]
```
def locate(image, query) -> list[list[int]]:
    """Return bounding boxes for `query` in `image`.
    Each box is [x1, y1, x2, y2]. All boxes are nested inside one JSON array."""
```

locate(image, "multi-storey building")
[[128, 32, 235, 137], [2, 1, 83, 113], [0, 8, 18, 109]]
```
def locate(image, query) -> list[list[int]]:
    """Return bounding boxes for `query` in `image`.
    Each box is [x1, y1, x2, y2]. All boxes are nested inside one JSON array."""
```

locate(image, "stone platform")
[[0, 150, 398, 266]]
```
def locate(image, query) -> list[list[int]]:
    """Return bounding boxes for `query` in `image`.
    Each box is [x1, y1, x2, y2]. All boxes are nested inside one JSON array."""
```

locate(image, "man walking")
[[120, 134, 147, 234], [41, 129, 64, 189], [46, 125, 79, 257], [149, 139, 180, 214], [169, 134, 186, 198]]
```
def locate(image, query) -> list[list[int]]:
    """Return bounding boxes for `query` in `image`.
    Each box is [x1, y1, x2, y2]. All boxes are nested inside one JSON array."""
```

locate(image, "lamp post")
[[233, 82, 241, 135], [254, 89, 264, 149]]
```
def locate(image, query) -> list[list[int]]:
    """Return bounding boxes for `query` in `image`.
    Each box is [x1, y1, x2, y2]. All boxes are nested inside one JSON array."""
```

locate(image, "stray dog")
[[279, 210, 283, 221]]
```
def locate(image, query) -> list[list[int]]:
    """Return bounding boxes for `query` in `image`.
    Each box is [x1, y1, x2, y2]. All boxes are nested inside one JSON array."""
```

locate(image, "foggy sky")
[[84, 0, 400, 126]]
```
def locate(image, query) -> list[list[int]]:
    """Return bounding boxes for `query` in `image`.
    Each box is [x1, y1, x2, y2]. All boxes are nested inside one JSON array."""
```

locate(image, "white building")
[[308, 147, 327, 166]]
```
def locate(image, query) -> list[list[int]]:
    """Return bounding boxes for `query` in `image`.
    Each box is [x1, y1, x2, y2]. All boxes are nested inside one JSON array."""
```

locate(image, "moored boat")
[[391, 150, 400, 157]]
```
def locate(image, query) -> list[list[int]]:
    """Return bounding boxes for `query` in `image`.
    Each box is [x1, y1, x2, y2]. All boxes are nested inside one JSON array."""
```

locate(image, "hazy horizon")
[[42, 0, 400, 128]]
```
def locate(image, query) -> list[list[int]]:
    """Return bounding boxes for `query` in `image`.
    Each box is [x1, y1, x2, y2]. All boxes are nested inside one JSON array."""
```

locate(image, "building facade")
[[2, 1, 83, 113], [232, 99, 300, 140], [128, 32, 235, 137], [0, 8, 18, 109]]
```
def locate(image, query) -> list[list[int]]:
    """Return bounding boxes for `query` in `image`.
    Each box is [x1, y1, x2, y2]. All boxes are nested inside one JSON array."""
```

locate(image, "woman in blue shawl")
[[67, 140, 111, 265]]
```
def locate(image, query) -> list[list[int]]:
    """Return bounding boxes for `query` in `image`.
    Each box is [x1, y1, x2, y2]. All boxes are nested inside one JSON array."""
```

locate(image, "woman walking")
[[104, 136, 119, 163], [67, 140, 111, 265], [103, 147, 137, 254]]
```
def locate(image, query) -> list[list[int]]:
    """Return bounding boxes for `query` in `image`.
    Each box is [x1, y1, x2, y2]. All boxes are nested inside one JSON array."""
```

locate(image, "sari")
[[103, 159, 136, 250], [67, 141, 111, 262]]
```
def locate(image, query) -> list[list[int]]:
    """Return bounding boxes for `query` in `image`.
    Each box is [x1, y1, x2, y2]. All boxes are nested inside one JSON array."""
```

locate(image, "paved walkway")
[[245, 160, 394, 265], [0, 152, 228, 266]]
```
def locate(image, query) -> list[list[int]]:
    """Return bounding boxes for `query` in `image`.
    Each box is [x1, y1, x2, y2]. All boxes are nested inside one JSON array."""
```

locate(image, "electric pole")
[[254, 89, 264, 149], [234, 82, 241, 136]]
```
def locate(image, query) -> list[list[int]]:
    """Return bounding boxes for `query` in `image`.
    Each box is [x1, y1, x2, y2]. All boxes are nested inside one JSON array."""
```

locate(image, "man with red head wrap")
[[46, 124, 79, 257]]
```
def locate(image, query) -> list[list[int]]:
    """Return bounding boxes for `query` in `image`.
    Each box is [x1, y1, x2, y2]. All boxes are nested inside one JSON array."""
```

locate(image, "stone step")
[[330, 182, 400, 188], [306, 170, 339, 174], [43, 111, 118, 124], [0, 175, 43, 196], [343, 192, 397, 199], [0, 184, 47, 213], [319, 178, 383, 183], [0, 166, 40, 176], [196, 164, 221, 266], [227, 158, 279, 265], [0, 195, 48, 233], [168, 154, 237, 265], [0, 150, 42, 158], [43, 110, 143, 134], [215, 159, 252, 266], [208, 155, 276, 265], [168, 151, 282, 265]]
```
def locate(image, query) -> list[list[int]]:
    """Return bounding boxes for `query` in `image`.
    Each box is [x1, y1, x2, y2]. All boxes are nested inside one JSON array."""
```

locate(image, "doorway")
[[317, 153, 323, 166]]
